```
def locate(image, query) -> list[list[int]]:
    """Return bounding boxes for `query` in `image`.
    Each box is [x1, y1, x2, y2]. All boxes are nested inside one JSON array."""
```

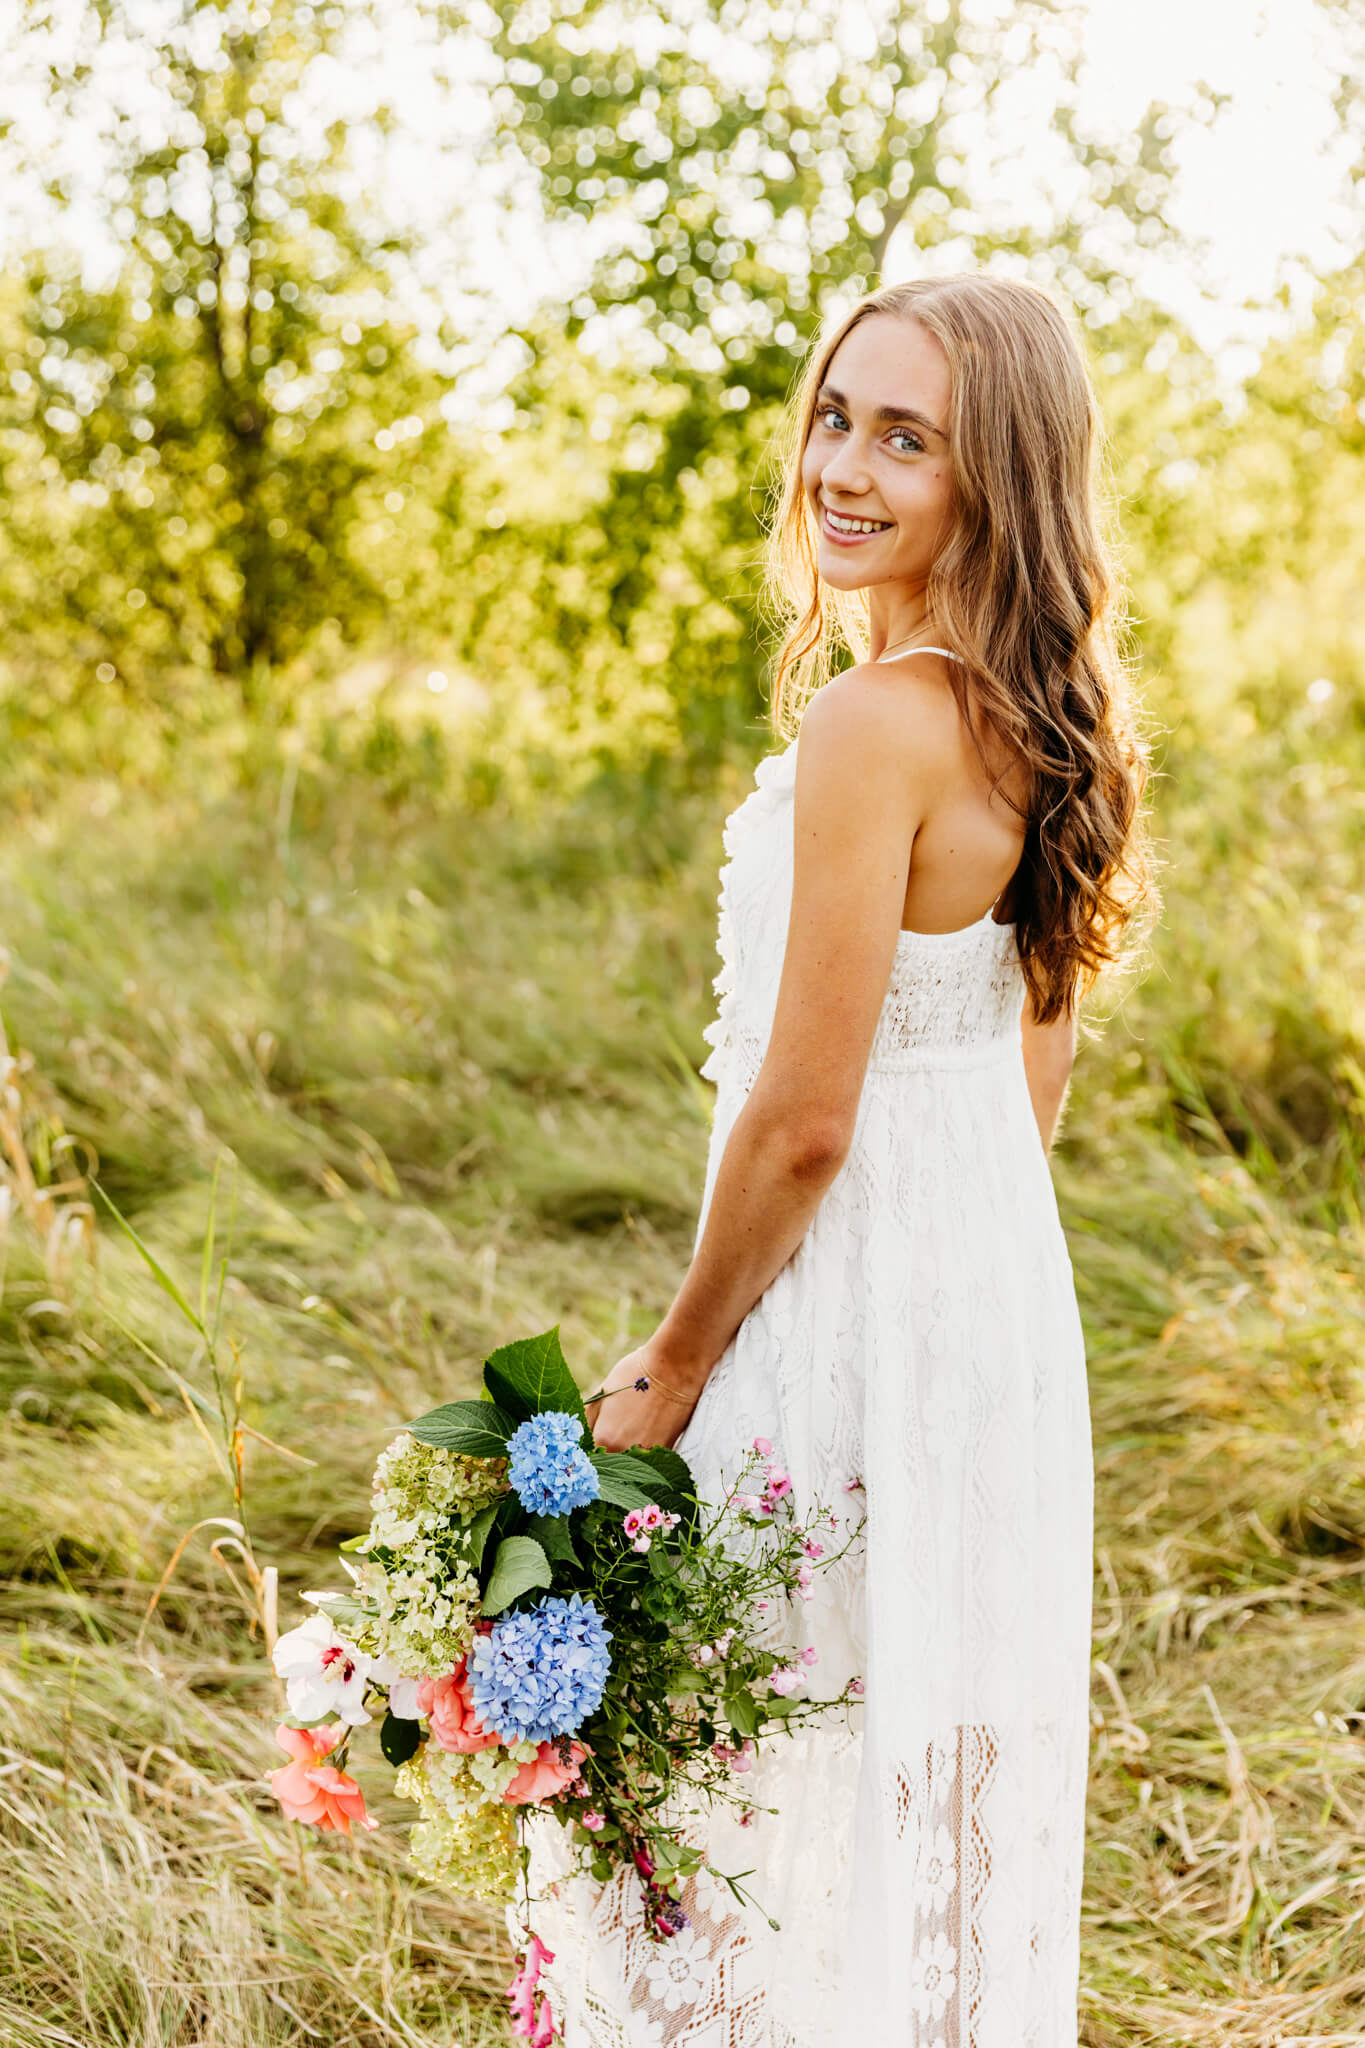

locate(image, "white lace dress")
[[523, 728, 1094, 2048]]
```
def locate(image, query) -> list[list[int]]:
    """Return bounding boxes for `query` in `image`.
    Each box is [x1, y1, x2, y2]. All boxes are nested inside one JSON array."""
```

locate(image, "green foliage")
[[405, 1400, 517, 1458], [480, 1533, 554, 1614], [585, 1450, 659, 1510], [483, 1327, 587, 1428], [380, 1710, 424, 1767]]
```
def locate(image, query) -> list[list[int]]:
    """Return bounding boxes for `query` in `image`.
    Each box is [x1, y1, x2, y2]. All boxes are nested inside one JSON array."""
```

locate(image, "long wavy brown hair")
[[764, 272, 1159, 1024]]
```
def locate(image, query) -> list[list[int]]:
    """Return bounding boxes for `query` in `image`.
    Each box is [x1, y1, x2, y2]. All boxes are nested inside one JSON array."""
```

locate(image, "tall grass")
[[0, 685, 1362, 2046]]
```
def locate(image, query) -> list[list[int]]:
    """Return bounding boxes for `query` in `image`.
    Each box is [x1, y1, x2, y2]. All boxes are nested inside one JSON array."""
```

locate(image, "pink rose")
[[417, 1662, 501, 1754], [504, 1739, 589, 1805], [266, 1722, 378, 1834]]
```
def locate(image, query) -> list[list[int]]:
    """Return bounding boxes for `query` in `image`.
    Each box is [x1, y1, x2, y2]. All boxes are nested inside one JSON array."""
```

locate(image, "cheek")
[[892, 466, 951, 529]]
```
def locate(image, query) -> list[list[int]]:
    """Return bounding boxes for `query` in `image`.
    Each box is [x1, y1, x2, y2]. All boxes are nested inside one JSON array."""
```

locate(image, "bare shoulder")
[[795, 658, 963, 786]]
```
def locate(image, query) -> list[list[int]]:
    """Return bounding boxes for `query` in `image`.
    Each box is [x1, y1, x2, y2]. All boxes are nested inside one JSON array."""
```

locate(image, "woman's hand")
[[586, 1341, 706, 1452]]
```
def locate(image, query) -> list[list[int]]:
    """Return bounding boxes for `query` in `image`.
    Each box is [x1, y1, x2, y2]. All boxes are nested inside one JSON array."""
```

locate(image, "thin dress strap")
[[875, 644, 965, 665]]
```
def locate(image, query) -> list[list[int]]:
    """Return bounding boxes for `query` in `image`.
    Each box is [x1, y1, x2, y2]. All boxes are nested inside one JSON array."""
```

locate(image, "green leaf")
[[481, 1534, 553, 1615], [666, 1668, 708, 1697], [589, 1461, 653, 1511], [589, 1449, 682, 1511], [592, 1449, 668, 1494], [724, 1689, 759, 1739], [379, 1711, 422, 1766], [403, 1399, 515, 1458], [304, 1592, 367, 1632], [630, 1444, 698, 1517], [462, 1501, 502, 1570], [526, 1512, 579, 1566], [483, 1327, 585, 1429]]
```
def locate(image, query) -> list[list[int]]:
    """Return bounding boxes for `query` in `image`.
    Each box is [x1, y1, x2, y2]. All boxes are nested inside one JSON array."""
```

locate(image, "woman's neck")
[[867, 594, 934, 664]]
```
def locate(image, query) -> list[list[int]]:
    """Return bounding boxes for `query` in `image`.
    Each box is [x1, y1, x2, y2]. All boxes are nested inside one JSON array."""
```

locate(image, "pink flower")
[[632, 1534, 652, 1553], [623, 1510, 644, 1538], [504, 1739, 589, 1806], [738, 1807, 756, 1827], [770, 1666, 804, 1697], [714, 1737, 755, 1773], [795, 1562, 815, 1601], [417, 1663, 501, 1754], [266, 1723, 378, 1834], [799, 1645, 819, 1666], [849, 1676, 866, 1697], [803, 1538, 824, 1560], [843, 1475, 864, 1493], [641, 1504, 665, 1531], [735, 1491, 763, 1515], [752, 1435, 773, 1456], [508, 1934, 556, 2038], [581, 1809, 605, 1832]]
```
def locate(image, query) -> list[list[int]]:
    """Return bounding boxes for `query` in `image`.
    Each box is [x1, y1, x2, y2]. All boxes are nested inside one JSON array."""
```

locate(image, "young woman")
[[534, 272, 1155, 2047]]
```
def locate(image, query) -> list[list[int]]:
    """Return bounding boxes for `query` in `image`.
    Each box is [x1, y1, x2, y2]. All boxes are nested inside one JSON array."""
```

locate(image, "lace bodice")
[[698, 739, 1026, 1097]]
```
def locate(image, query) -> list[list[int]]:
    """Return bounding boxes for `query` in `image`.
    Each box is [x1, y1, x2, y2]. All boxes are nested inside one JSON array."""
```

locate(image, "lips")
[[820, 501, 892, 544]]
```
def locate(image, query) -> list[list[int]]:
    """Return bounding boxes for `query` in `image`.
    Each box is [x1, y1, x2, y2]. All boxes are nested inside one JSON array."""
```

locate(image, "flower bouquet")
[[264, 1327, 862, 2043]]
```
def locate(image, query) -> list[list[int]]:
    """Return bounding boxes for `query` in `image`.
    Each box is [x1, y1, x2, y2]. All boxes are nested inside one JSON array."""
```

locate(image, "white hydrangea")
[[350, 1431, 507, 1678]]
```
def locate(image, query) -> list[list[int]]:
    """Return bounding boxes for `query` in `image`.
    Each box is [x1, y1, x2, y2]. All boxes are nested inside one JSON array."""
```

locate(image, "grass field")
[[1, 689, 1363, 2047]]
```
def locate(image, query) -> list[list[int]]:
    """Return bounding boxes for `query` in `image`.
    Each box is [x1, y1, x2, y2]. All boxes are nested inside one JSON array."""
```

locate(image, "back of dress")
[[528, 715, 1094, 2048]]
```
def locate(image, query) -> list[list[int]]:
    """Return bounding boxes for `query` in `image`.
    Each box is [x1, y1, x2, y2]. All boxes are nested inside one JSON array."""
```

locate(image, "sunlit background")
[[0, 2, 1362, 2044]]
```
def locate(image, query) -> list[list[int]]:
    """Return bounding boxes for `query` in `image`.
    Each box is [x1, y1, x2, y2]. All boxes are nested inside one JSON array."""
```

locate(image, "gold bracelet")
[[637, 1370, 698, 1407]]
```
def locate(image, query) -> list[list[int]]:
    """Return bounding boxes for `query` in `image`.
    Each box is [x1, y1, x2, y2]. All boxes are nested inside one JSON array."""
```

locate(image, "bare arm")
[[589, 672, 945, 1451], [1020, 993, 1077, 1154]]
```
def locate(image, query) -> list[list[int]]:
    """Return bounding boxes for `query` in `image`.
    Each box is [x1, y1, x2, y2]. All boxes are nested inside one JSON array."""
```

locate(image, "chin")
[[817, 551, 881, 592]]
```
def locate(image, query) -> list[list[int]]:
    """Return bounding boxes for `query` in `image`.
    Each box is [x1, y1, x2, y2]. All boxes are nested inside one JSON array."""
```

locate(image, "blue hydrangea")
[[469, 1593, 612, 1742], [507, 1409, 599, 1517]]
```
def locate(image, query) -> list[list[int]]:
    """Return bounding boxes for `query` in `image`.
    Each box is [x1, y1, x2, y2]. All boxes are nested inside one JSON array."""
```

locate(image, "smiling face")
[[800, 311, 955, 599]]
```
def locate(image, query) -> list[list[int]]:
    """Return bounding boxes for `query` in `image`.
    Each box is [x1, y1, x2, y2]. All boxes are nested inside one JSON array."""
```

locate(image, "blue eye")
[[816, 404, 848, 431], [890, 427, 924, 454]]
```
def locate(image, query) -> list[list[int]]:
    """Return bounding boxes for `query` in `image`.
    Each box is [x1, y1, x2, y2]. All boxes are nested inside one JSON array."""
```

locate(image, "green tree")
[[0, 0, 463, 699]]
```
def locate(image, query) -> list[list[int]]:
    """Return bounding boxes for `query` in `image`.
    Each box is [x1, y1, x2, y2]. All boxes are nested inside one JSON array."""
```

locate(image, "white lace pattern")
[[523, 736, 1094, 2047]]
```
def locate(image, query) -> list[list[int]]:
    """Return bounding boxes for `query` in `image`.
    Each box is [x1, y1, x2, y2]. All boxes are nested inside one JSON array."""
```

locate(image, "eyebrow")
[[815, 383, 947, 441]]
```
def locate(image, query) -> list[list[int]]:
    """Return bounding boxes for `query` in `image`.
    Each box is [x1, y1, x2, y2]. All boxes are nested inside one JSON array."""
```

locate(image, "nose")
[[819, 434, 872, 496]]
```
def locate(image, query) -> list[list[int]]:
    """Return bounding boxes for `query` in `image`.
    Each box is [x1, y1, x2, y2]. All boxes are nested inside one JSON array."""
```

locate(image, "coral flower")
[[266, 1723, 378, 1834], [417, 1662, 501, 1754], [504, 1738, 589, 1805]]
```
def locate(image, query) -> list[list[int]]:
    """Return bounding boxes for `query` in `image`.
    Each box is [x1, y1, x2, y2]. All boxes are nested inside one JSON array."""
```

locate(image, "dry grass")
[[0, 718, 1362, 2046]]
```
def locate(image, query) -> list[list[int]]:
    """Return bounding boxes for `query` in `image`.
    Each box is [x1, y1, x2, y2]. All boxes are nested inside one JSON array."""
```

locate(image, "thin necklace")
[[876, 630, 955, 662]]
